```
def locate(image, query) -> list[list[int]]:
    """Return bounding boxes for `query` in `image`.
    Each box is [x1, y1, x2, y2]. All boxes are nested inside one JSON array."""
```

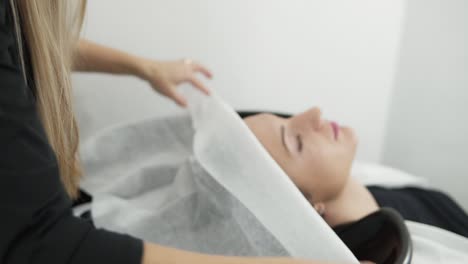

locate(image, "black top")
[[0, 1, 143, 263], [368, 186, 468, 238]]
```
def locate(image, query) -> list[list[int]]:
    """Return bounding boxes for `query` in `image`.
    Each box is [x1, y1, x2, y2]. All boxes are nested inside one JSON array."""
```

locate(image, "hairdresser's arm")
[[141, 243, 335, 264], [74, 39, 212, 107], [73, 39, 146, 77]]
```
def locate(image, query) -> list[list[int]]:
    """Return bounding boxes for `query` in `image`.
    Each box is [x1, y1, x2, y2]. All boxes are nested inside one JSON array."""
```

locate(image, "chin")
[[346, 127, 359, 153]]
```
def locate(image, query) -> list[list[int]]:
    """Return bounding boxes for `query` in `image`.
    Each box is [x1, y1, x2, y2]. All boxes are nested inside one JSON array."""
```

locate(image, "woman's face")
[[244, 107, 358, 203]]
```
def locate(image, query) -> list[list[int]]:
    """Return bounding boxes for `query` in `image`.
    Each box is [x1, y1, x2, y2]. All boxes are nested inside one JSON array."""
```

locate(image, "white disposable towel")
[[80, 90, 357, 262]]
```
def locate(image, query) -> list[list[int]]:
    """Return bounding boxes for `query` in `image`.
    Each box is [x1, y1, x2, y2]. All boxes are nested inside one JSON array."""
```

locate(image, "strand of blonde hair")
[[10, 0, 87, 198]]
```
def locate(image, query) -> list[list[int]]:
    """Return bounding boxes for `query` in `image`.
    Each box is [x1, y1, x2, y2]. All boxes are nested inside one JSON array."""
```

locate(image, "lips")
[[330, 121, 339, 140]]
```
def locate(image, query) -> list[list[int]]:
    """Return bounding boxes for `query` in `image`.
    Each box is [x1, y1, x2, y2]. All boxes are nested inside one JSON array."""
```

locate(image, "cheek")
[[282, 148, 324, 197], [324, 151, 353, 198], [300, 144, 352, 201]]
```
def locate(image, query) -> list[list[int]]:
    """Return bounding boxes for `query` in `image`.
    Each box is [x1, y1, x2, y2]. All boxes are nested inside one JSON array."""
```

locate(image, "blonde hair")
[[10, 0, 87, 198]]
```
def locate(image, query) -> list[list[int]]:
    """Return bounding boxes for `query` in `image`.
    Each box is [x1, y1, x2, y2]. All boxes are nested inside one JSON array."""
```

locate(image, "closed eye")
[[280, 125, 290, 154], [296, 134, 303, 152]]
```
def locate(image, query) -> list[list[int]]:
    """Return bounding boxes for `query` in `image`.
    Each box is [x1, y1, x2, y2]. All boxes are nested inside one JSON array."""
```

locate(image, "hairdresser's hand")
[[139, 58, 212, 107]]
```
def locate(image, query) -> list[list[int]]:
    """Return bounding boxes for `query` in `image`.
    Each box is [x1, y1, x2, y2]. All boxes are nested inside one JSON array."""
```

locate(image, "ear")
[[313, 202, 326, 216]]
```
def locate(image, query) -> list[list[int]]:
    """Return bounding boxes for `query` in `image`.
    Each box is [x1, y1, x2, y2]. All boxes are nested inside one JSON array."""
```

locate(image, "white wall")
[[73, 0, 406, 162], [383, 0, 468, 209]]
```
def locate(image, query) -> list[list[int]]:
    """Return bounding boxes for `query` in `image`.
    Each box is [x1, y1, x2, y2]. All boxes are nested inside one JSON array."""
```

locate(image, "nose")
[[292, 107, 324, 131]]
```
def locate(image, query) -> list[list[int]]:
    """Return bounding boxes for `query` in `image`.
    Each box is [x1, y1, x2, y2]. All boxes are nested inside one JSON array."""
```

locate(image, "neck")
[[322, 177, 379, 227]]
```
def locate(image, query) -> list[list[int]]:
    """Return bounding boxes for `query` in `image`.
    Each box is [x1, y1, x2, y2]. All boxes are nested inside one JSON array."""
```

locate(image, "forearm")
[[73, 39, 213, 107], [142, 243, 202, 264], [74, 39, 149, 78], [142, 242, 332, 264]]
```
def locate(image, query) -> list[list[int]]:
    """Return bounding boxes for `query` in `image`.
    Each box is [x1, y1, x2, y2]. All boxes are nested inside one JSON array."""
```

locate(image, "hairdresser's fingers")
[[165, 86, 188, 107], [192, 63, 213, 79], [189, 77, 211, 95], [171, 93, 188, 108]]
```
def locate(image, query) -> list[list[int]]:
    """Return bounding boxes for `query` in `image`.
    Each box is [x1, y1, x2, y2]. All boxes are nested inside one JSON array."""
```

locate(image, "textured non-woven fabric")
[[406, 221, 468, 263], [79, 90, 357, 263]]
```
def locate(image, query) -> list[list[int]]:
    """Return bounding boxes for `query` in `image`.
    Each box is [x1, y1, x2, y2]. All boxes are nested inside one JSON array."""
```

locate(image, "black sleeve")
[[0, 1, 143, 263]]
